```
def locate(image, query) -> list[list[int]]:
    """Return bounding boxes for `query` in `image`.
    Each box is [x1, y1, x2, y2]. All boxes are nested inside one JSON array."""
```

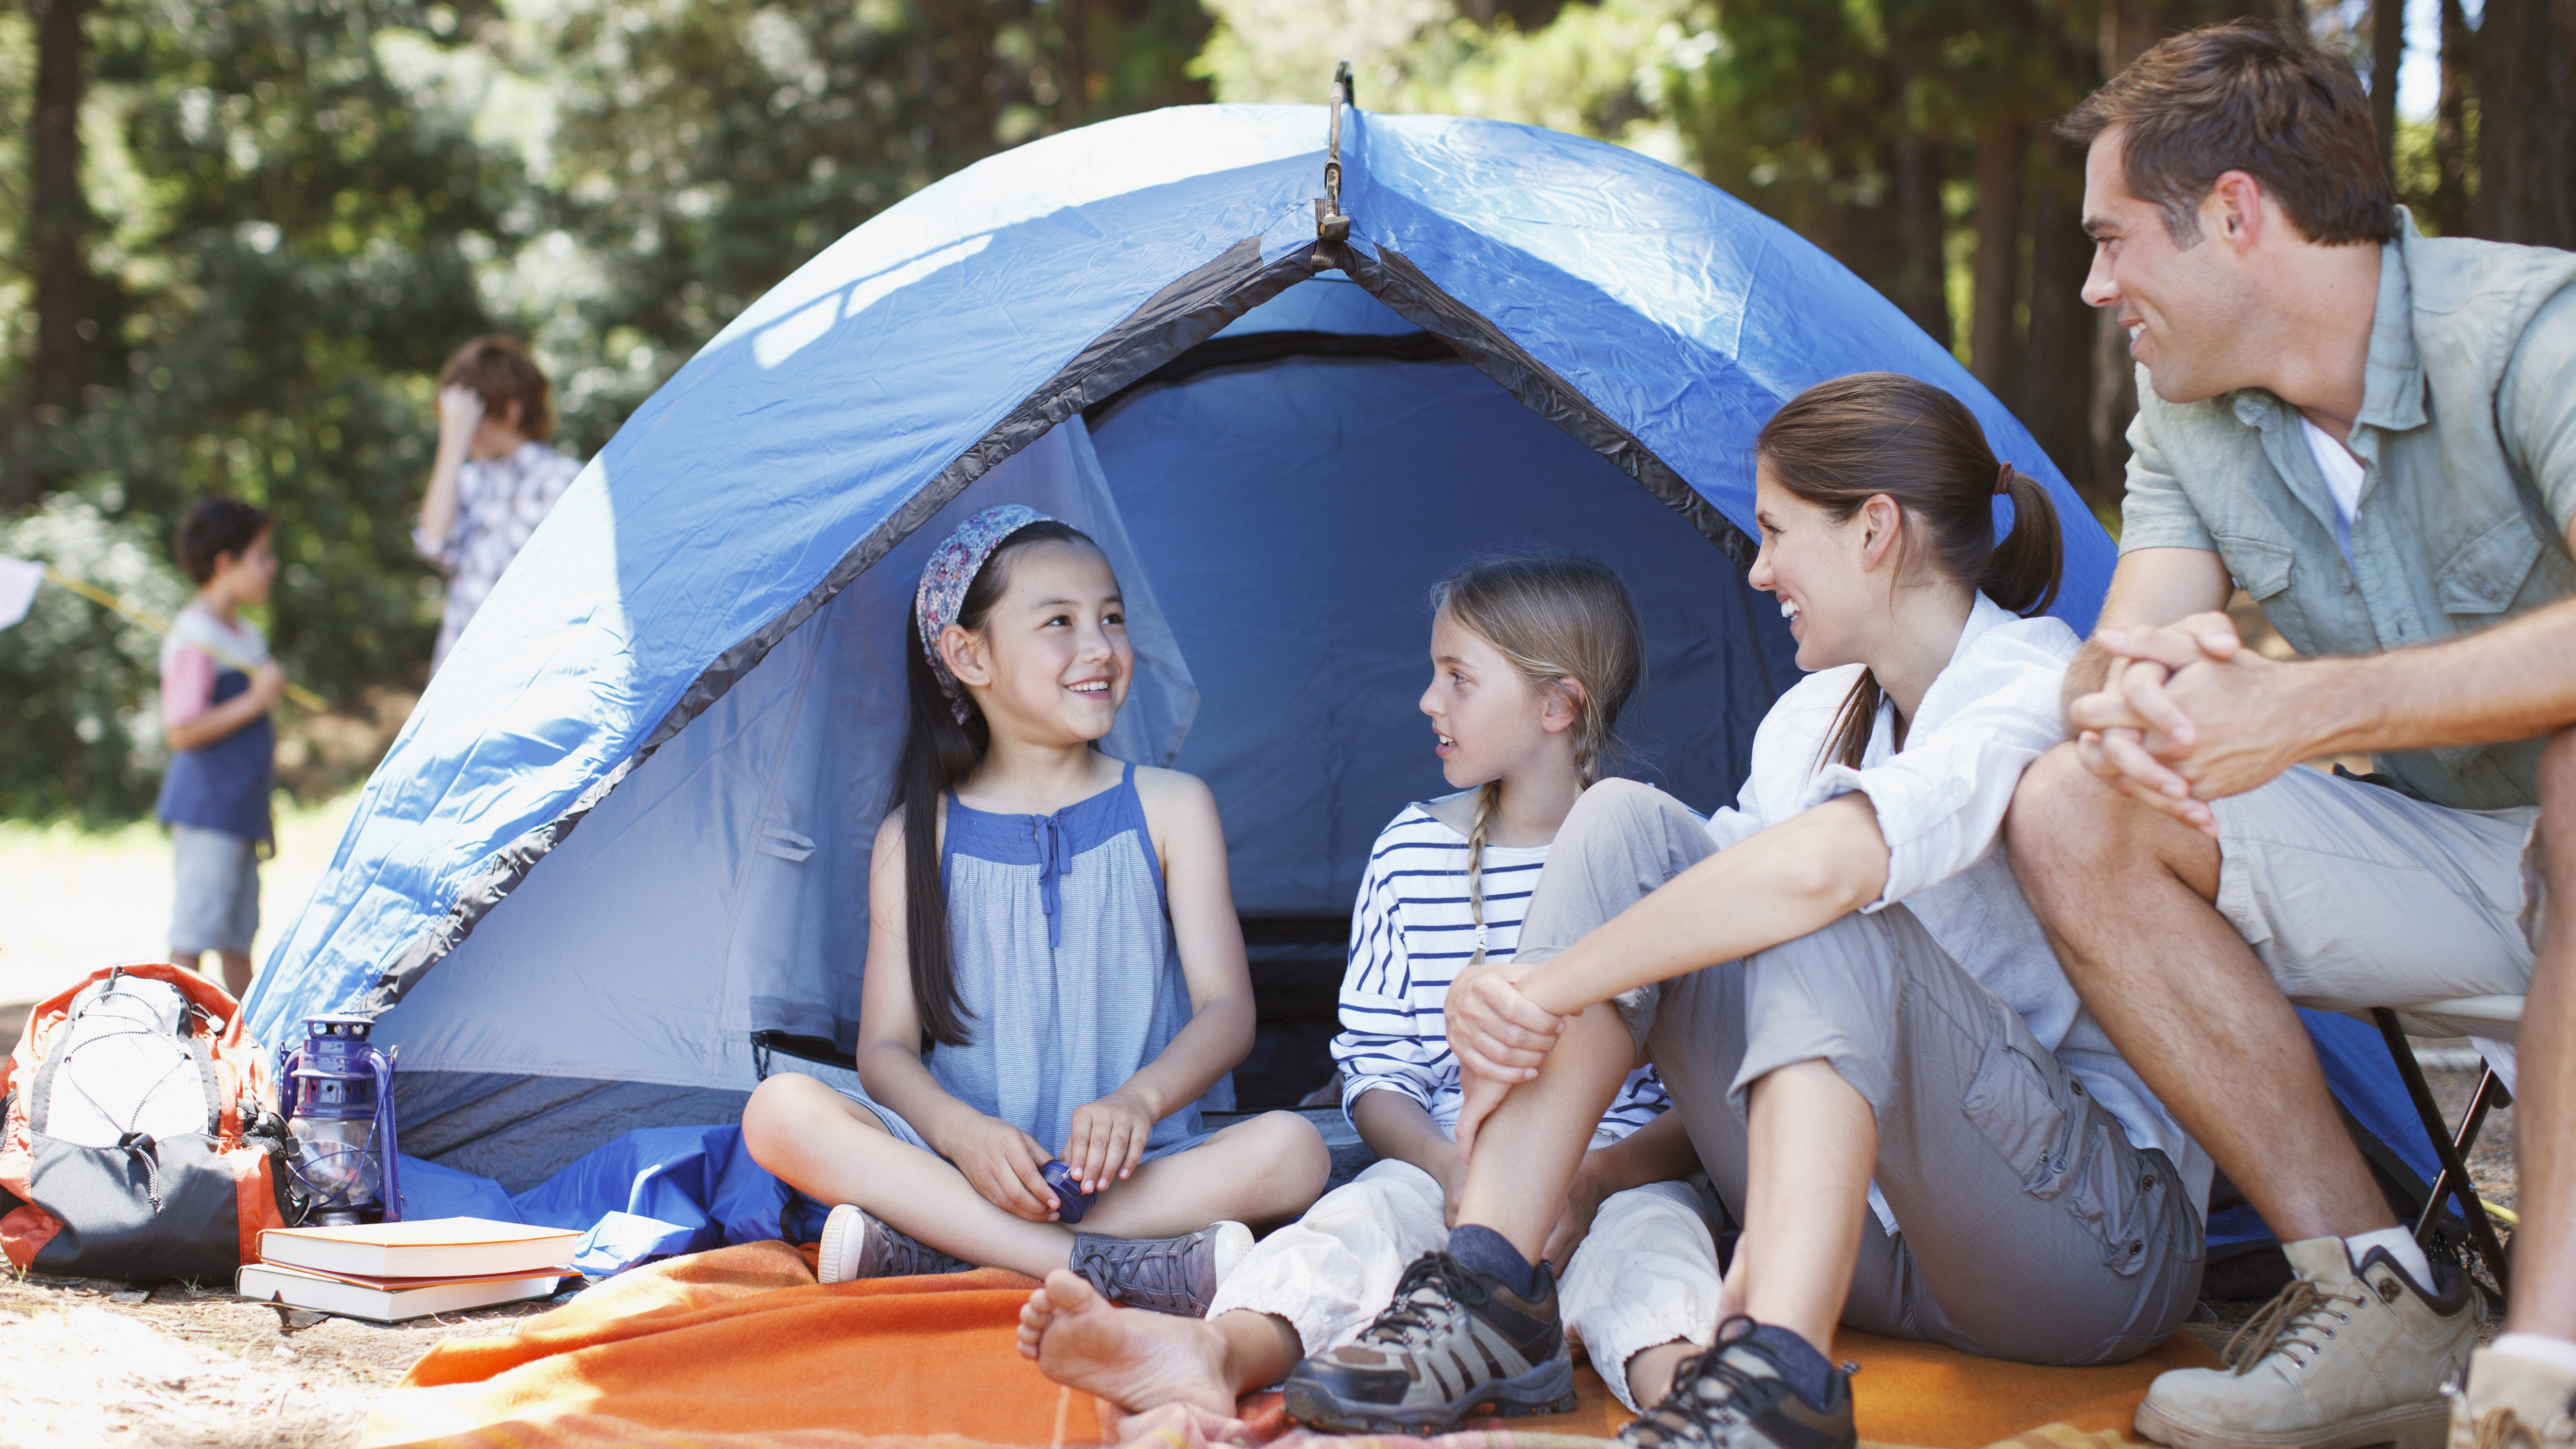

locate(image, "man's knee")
[[2004, 743, 2123, 863]]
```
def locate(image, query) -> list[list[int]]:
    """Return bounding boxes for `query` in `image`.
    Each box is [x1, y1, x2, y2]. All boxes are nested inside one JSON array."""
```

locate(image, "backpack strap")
[[187, 1033, 224, 1137]]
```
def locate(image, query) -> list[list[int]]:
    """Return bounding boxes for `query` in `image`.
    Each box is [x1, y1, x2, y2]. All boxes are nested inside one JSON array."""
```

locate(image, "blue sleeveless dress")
[[846, 760, 1206, 1162]]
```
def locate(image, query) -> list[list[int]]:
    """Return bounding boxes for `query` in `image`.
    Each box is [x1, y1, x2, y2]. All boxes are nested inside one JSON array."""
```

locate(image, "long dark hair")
[[1755, 372, 2064, 772], [890, 517, 1101, 1048]]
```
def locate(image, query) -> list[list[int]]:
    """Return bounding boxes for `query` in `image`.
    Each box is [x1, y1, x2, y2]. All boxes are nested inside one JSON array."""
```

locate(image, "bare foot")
[[1016, 1270, 1236, 1417]]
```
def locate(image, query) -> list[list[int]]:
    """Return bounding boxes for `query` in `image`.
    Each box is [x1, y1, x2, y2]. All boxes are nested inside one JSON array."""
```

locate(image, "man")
[[2007, 21, 2576, 1449]]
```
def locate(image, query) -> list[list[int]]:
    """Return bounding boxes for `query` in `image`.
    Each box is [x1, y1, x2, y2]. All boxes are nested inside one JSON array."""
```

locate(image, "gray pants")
[[1520, 779, 2202, 1366]]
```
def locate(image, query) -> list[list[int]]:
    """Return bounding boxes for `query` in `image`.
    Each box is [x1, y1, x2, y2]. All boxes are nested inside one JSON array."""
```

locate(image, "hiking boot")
[[2136, 1236, 2479, 1449], [815, 1203, 973, 1284], [1618, 1324, 1857, 1449], [2449, 1345, 2576, 1449], [1069, 1221, 1252, 1317], [1281, 1250, 1577, 1433]]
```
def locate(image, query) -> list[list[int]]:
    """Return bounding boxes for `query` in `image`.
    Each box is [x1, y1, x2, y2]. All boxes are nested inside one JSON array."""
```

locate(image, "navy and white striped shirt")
[[1332, 802, 1669, 1140]]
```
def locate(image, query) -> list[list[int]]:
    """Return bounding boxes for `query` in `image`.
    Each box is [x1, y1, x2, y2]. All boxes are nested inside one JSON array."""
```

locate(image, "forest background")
[[1, 0, 2571, 825]]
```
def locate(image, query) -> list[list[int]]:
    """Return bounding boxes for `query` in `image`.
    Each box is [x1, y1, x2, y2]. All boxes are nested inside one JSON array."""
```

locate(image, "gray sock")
[[1446, 1224, 1536, 1297]]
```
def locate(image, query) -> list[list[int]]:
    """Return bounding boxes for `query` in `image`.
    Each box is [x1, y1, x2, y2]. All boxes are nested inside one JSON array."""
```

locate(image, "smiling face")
[[940, 539, 1132, 745], [1745, 463, 1889, 673], [2079, 128, 2261, 404], [1419, 609, 1569, 791]]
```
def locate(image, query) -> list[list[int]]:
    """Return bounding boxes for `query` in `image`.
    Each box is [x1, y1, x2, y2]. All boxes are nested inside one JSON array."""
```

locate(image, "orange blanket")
[[360, 1242, 2218, 1449]]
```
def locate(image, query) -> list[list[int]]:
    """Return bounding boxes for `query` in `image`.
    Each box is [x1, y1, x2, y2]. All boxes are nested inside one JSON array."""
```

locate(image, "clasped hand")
[[1445, 960, 1565, 1161], [2070, 611, 2308, 837]]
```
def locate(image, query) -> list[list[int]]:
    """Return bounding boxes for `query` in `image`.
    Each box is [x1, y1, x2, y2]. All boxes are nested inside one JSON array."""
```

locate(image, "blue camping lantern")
[[279, 1014, 402, 1225]]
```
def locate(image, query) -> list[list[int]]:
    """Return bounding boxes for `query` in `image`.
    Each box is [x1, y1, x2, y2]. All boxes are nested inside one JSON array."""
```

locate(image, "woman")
[[1280, 374, 2207, 1448]]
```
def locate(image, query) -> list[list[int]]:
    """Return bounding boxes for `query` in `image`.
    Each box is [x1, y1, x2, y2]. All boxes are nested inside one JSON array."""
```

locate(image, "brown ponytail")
[[1754, 372, 2064, 772]]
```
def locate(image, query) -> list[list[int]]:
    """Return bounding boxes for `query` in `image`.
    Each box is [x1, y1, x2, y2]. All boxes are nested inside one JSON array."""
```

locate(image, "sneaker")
[[814, 1203, 973, 1284], [2449, 1345, 2576, 1449], [2137, 1236, 2479, 1449], [1281, 1250, 1577, 1433], [1069, 1221, 1252, 1317], [1618, 1324, 1857, 1449]]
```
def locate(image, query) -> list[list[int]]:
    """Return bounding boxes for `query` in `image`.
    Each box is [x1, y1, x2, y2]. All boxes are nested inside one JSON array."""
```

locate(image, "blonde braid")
[[1465, 779, 1502, 965]]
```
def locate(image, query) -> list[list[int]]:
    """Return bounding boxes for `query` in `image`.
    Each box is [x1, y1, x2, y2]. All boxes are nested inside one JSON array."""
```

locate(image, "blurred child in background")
[[156, 498, 286, 997], [414, 336, 580, 673]]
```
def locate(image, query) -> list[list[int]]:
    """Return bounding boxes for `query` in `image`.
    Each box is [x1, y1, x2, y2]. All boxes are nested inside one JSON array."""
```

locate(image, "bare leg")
[[1625, 1340, 1700, 1410], [1735, 1060, 1875, 1355], [2007, 745, 2391, 1240], [1452, 1006, 1636, 1260], [1018, 1271, 1302, 1413], [1075, 1112, 1331, 1238], [740, 1073, 1076, 1277], [2511, 729, 2576, 1338], [216, 951, 251, 998]]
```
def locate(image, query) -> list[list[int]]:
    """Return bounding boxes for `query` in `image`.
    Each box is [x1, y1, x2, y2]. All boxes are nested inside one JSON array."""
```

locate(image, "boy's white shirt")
[[1707, 592, 2212, 1229]]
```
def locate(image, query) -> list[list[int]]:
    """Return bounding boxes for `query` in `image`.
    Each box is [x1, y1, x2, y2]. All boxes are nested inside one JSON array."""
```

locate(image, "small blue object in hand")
[[1041, 1160, 1094, 1223]]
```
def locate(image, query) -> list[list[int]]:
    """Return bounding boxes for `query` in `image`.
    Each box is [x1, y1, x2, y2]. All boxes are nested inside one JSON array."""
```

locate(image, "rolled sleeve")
[[1798, 626, 2072, 908], [2501, 284, 2576, 540], [2117, 389, 2219, 555], [413, 519, 462, 573]]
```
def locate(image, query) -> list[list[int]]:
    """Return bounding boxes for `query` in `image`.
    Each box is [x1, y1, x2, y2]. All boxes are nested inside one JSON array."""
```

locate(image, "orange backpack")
[[0, 963, 296, 1278]]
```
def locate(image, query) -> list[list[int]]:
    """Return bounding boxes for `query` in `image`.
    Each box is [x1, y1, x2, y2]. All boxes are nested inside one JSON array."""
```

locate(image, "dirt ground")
[[0, 1051, 2526, 1448]]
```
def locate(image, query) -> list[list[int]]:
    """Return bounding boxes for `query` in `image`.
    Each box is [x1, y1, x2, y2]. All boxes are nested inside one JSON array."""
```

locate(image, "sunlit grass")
[[0, 789, 361, 1007]]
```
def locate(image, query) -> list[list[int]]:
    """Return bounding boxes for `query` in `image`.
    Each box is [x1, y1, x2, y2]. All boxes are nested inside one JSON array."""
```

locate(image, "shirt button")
[[2341, 577, 2355, 594], [2482, 582, 2502, 601]]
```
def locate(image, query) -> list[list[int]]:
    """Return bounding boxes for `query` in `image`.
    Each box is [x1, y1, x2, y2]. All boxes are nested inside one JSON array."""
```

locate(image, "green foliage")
[[2, 0, 1209, 824]]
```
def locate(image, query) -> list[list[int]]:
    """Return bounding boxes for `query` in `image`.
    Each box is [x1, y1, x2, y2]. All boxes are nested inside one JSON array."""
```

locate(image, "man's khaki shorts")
[[2211, 765, 2538, 1038]]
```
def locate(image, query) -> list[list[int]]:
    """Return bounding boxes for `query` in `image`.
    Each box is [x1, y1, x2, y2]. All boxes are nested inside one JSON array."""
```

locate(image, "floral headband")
[[914, 504, 1054, 723]]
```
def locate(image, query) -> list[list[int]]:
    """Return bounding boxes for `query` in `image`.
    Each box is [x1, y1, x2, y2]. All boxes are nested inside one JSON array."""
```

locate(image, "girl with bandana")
[[741, 506, 1330, 1316]]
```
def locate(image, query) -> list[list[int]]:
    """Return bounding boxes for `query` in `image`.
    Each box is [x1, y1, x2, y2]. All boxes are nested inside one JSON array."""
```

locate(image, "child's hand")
[[248, 661, 288, 709], [1452, 1069, 1514, 1164], [437, 384, 486, 439], [957, 1115, 1062, 1222], [1062, 1089, 1155, 1195], [1540, 1158, 1612, 1270]]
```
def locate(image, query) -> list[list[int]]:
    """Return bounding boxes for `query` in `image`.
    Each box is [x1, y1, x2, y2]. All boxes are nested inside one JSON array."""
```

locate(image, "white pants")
[[1205, 1155, 1723, 1411]]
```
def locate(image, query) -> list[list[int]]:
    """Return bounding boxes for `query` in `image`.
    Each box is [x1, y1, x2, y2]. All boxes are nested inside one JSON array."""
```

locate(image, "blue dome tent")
[[244, 99, 2130, 1190]]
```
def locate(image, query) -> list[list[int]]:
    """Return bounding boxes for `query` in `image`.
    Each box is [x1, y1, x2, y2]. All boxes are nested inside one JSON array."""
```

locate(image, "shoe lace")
[[2222, 1279, 2364, 1375], [1621, 1348, 1769, 1449], [1077, 1232, 1202, 1306], [1357, 1253, 1471, 1348], [874, 1221, 967, 1277], [2472, 1407, 2576, 1449]]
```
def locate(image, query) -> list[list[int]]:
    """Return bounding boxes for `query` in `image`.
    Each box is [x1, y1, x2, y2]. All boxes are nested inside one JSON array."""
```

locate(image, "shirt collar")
[[2228, 209, 2424, 434]]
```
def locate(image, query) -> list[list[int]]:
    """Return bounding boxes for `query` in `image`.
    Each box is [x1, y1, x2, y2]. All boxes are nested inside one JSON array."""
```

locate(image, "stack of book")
[[235, 1217, 582, 1322]]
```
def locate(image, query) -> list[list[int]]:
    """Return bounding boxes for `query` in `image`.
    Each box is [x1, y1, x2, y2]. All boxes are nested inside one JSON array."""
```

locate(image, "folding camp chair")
[[2370, 994, 2523, 1304]]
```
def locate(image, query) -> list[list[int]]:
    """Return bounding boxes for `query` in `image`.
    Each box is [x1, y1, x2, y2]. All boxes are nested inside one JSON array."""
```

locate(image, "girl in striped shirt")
[[1019, 553, 1726, 1418]]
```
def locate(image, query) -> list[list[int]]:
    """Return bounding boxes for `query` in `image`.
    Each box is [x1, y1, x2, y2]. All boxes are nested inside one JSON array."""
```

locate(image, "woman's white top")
[[1707, 593, 2211, 1221]]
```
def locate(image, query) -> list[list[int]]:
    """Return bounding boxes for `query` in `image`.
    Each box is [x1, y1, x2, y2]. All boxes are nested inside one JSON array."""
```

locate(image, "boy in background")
[[156, 498, 286, 997]]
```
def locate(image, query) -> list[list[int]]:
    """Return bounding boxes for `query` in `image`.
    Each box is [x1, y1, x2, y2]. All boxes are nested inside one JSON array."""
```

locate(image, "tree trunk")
[[1971, 117, 2024, 403], [2089, 0, 2164, 503], [2372, 0, 2404, 178], [11, 0, 89, 509], [1891, 137, 1953, 350], [2026, 175, 2114, 512], [2475, 0, 2576, 248], [2429, 0, 2475, 237]]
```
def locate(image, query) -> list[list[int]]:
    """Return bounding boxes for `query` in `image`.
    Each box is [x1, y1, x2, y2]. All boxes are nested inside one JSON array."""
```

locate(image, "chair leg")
[[2372, 1009, 2513, 1300]]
